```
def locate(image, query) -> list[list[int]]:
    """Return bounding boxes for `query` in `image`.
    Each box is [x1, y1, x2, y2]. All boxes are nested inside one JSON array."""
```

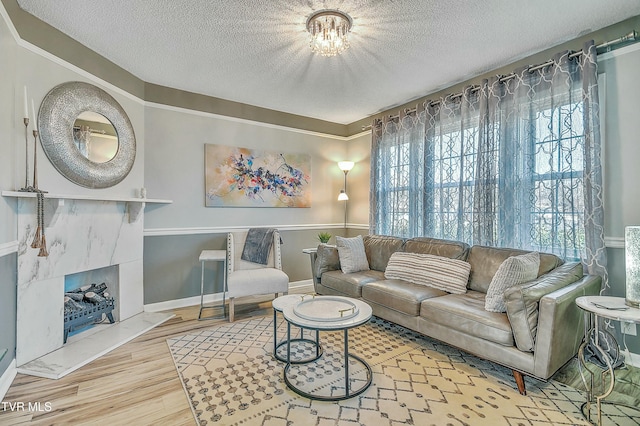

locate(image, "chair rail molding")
[[605, 236, 625, 249], [144, 223, 369, 237], [0, 240, 19, 258]]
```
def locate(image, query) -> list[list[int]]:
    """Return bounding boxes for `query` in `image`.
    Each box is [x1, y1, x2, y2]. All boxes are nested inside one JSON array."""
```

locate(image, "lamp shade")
[[338, 190, 349, 201], [625, 226, 640, 307], [338, 161, 354, 171]]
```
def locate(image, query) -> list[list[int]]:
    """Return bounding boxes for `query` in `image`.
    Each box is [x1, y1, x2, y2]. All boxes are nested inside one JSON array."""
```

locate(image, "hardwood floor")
[[0, 295, 288, 426]]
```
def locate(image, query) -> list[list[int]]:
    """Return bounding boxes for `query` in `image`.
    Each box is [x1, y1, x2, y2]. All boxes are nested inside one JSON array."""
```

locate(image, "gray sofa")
[[312, 235, 601, 394]]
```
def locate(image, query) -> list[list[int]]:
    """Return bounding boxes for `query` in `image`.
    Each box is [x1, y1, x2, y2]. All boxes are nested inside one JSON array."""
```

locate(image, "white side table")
[[198, 250, 227, 320], [576, 295, 640, 425], [302, 248, 318, 285]]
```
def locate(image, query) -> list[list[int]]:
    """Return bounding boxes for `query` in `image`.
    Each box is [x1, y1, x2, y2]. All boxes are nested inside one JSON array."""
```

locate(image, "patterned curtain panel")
[[370, 41, 607, 290], [370, 110, 426, 237]]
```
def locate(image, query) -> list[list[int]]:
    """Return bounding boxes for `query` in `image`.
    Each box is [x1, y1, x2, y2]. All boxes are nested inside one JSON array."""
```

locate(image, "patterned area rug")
[[167, 316, 640, 425]]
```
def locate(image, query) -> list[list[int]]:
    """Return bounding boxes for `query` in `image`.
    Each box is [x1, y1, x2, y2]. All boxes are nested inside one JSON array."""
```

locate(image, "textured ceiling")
[[15, 0, 640, 124]]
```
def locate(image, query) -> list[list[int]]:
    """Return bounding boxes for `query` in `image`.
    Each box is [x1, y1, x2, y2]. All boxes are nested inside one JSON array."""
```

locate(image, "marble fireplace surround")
[[5, 191, 172, 379]]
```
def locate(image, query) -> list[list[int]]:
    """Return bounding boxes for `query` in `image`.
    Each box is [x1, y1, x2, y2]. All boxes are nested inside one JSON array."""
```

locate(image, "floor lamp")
[[338, 161, 354, 230]]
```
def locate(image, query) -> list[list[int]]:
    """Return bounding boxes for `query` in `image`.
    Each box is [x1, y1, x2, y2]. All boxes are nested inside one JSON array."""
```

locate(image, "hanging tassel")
[[38, 234, 48, 257], [31, 225, 42, 248], [35, 191, 48, 257]]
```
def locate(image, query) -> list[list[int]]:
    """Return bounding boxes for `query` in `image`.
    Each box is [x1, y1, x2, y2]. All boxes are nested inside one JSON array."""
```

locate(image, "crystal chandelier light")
[[306, 9, 352, 57]]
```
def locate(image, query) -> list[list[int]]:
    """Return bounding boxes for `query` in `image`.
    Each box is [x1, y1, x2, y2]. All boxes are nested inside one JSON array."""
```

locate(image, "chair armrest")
[[533, 274, 602, 379]]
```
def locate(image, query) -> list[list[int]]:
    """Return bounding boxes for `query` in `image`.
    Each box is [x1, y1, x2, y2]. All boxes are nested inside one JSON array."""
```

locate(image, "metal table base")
[[283, 322, 372, 401], [198, 250, 227, 320]]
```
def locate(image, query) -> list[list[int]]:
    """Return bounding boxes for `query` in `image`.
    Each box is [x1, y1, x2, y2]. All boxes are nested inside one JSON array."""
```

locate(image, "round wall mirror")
[[73, 111, 118, 163], [38, 81, 136, 189]]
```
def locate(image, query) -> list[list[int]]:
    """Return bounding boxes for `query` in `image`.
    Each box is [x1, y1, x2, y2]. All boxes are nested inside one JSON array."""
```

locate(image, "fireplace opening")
[[64, 283, 116, 343], [64, 265, 119, 343]]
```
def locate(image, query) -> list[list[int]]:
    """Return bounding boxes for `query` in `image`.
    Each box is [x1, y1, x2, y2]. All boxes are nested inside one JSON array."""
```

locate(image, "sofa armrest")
[[533, 274, 602, 379], [314, 243, 341, 282]]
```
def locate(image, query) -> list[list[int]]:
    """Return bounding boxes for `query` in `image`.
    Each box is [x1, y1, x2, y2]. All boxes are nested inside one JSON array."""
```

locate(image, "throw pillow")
[[336, 235, 370, 273], [485, 251, 540, 313], [313, 243, 341, 279], [384, 252, 471, 294]]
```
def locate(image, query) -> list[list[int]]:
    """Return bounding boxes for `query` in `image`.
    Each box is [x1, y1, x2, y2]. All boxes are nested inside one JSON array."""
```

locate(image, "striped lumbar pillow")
[[384, 252, 471, 294], [485, 251, 540, 312]]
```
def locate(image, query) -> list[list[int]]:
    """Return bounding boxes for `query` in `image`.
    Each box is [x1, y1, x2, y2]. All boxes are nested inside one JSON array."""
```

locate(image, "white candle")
[[23, 86, 28, 119], [31, 99, 37, 126]]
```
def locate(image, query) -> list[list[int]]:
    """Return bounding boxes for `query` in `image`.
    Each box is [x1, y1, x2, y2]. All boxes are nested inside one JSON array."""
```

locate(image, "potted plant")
[[317, 232, 332, 244]]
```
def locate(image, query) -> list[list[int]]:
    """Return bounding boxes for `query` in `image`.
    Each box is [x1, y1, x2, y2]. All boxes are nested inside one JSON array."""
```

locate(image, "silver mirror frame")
[[38, 81, 136, 189]]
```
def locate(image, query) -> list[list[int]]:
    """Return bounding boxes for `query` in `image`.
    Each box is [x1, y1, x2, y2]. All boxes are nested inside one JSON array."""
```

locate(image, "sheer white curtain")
[[370, 41, 607, 289]]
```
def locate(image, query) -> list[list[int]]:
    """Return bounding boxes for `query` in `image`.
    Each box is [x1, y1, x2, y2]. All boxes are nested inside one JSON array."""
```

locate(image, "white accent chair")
[[227, 230, 289, 322]]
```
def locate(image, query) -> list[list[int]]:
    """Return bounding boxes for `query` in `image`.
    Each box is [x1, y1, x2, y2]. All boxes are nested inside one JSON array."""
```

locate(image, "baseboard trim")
[[624, 348, 640, 368], [0, 359, 17, 401], [144, 280, 315, 312]]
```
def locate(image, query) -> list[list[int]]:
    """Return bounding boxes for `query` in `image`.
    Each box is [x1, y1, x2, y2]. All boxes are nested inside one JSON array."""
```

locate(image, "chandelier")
[[306, 9, 352, 57]]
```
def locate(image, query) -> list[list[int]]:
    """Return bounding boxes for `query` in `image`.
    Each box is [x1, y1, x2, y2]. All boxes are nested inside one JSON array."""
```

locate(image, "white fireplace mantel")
[[2, 191, 172, 224]]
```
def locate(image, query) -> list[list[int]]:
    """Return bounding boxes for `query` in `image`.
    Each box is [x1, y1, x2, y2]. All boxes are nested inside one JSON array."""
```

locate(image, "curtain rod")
[[363, 30, 637, 130]]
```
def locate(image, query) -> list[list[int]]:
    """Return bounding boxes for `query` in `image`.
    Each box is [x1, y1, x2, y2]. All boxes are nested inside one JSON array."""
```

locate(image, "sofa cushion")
[[384, 252, 471, 294], [362, 279, 447, 316], [467, 246, 563, 293], [421, 291, 515, 347], [336, 235, 370, 273], [319, 269, 384, 298], [404, 237, 470, 260], [504, 262, 584, 352], [363, 235, 405, 272], [485, 252, 540, 312], [314, 243, 340, 280]]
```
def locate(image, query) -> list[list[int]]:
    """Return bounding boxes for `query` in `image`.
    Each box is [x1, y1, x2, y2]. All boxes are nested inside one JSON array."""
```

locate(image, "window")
[[373, 93, 588, 260], [529, 101, 585, 259]]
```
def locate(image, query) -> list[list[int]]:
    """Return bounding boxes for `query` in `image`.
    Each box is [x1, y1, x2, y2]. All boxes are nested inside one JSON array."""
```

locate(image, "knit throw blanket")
[[241, 228, 275, 264]]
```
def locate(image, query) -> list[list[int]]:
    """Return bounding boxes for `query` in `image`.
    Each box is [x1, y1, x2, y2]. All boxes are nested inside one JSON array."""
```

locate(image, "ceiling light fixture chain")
[[306, 9, 352, 57]]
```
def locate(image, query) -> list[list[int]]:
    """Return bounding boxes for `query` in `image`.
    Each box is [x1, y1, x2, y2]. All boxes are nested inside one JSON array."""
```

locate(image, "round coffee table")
[[272, 294, 322, 363], [282, 295, 373, 401]]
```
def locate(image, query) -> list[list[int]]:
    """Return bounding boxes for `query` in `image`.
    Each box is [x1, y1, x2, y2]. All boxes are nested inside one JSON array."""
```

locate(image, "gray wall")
[[144, 229, 346, 304], [141, 105, 366, 305], [143, 106, 350, 230], [0, 254, 16, 375], [599, 45, 640, 354], [601, 45, 640, 238], [0, 4, 17, 377]]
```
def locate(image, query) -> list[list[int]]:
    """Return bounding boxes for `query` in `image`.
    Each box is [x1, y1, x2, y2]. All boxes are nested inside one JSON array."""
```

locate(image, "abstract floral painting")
[[205, 144, 311, 207]]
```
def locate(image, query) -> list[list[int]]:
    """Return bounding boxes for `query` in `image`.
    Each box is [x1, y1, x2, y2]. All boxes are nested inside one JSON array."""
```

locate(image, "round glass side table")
[[576, 295, 640, 426]]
